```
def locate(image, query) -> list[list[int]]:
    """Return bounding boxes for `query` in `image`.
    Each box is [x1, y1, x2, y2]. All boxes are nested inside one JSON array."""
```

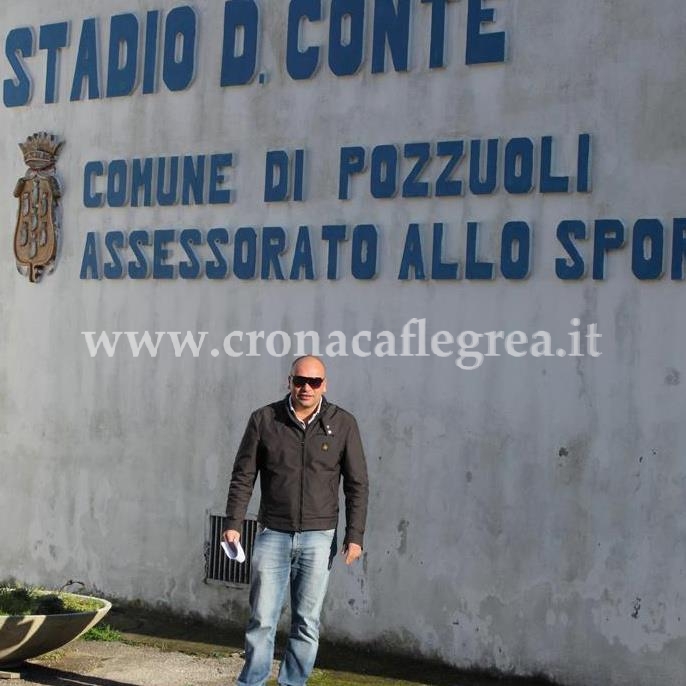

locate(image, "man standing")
[[223, 355, 369, 686]]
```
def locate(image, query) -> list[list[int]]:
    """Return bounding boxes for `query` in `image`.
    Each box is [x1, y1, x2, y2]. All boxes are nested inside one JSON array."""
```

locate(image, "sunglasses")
[[290, 376, 325, 389]]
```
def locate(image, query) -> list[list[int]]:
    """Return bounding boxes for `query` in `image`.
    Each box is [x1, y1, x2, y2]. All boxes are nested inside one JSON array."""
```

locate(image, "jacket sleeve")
[[341, 415, 369, 547], [225, 412, 260, 531]]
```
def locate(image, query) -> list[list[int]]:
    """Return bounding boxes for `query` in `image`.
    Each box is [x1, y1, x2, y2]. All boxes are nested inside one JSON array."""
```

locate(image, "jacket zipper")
[[290, 402, 329, 532], [298, 430, 306, 532]]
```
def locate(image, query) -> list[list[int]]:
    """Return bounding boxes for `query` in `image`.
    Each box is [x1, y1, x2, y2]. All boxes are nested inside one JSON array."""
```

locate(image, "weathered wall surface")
[[1, 2, 685, 685]]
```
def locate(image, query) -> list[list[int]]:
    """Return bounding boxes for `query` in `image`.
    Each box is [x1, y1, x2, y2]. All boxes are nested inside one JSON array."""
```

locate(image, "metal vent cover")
[[205, 514, 257, 585]]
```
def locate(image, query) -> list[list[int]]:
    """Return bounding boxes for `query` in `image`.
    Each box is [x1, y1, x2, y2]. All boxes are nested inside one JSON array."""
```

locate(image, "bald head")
[[290, 355, 326, 377], [288, 356, 327, 417]]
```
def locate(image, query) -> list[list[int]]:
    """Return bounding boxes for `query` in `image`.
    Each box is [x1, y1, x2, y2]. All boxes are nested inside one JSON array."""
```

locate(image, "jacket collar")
[[283, 394, 332, 429]]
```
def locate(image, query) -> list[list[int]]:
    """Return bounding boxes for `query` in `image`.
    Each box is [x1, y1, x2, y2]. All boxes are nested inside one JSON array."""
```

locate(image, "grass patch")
[[268, 672, 421, 686], [83, 624, 123, 642], [308, 670, 420, 685], [0, 585, 104, 616]]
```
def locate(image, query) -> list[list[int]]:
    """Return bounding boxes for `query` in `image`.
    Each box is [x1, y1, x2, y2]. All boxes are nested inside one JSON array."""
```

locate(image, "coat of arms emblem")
[[14, 132, 64, 283]]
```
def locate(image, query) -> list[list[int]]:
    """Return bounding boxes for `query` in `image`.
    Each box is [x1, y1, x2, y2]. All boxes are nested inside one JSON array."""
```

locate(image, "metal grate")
[[205, 514, 257, 586]]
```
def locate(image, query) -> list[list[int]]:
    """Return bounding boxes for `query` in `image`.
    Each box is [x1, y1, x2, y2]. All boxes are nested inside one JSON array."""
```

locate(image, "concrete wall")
[[1, 1, 685, 684]]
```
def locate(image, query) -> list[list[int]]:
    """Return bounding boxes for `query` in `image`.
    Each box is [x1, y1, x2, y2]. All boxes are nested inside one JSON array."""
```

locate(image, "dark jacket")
[[225, 396, 369, 546]]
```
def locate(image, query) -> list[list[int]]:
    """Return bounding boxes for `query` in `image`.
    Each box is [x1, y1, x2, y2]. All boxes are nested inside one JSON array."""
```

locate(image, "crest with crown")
[[19, 132, 64, 172]]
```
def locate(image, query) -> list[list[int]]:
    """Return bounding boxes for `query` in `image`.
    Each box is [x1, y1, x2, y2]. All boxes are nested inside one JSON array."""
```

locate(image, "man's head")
[[289, 356, 327, 414]]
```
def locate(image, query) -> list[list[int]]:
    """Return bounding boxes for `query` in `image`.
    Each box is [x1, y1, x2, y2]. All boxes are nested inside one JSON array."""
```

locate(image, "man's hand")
[[342, 542, 362, 565], [223, 529, 241, 544]]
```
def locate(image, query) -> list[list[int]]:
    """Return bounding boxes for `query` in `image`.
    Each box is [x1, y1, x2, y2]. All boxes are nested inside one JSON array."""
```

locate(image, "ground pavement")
[[5, 605, 560, 686]]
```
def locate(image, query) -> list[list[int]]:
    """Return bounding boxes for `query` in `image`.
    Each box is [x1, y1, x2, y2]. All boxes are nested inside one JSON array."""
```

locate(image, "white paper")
[[221, 539, 246, 563]]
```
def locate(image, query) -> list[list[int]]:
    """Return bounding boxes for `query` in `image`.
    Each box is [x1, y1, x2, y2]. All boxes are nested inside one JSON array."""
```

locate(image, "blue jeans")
[[237, 527, 337, 686]]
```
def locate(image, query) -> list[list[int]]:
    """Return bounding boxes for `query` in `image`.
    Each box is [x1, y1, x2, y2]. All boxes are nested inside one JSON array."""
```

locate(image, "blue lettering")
[[540, 136, 570, 193], [290, 226, 316, 280], [631, 219, 664, 280], [592, 219, 625, 280], [294, 149, 305, 201], [339, 146, 366, 199], [261, 226, 287, 279], [4, 28, 34, 107], [435, 140, 463, 197], [398, 223, 425, 280], [107, 14, 139, 97], [671, 219, 686, 280], [157, 157, 179, 206], [142, 11, 159, 94], [104, 231, 125, 279], [402, 142, 431, 198], [128, 230, 151, 279], [182, 155, 205, 205], [80, 232, 100, 279], [221, 0, 259, 86], [163, 6, 196, 91], [431, 223, 458, 279], [469, 139, 498, 194], [106, 159, 128, 207], [287, 0, 321, 80], [209, 154, 233, 204], [422, 0, 451, 68], [70, 18, 100, 101], [131, 158, 153, 206], [370, 145, 398, 198], [179, 229, 203, 279], [466, 0, 506, 65], [153, 229, 176, 279], [504, 137, 534, 194], [465, 222, 494, 279], [206, 227, 229, 279], [39, 23, 69, 104], [351, 224, 377, 279], [234, 227, 257, 279], [329, 0, 365, 76], [501, 221, 530, 279], [84, 161, 104, 208], [372, 0, 410, 73], [322, 224, 347, 279], [265, 150, 290, 202], [555, 220, 586, 280], [577, 133, 592, 192]]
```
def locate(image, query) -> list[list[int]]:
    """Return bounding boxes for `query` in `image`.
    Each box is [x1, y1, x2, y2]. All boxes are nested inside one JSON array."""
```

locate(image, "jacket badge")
[[14, 132, 64, 283], [322, 443, 329, 451]]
